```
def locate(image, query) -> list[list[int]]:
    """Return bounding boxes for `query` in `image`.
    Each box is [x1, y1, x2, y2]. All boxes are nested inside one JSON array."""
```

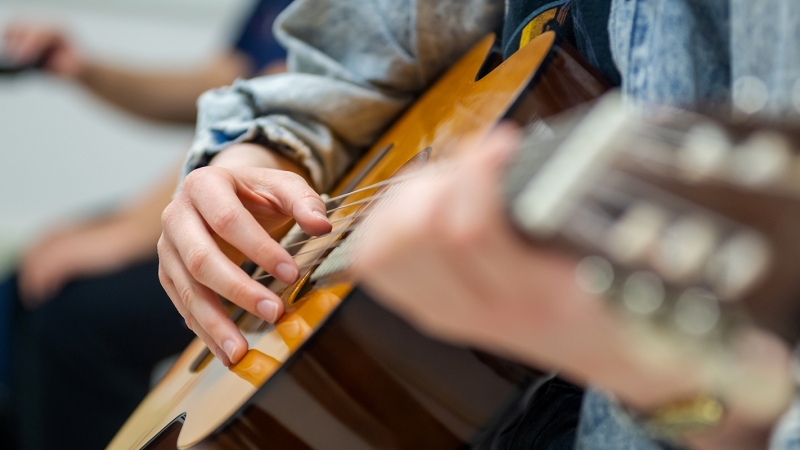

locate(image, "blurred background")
[[0, 0, 254, 278], [0, 2, 293, 447]]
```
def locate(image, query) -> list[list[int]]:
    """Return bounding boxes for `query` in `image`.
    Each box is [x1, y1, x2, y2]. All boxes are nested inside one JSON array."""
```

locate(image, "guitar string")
[[254, 178, 420, 283], [284, 130, 590, 247], [321, 169, 434, 204], [250, 124, 671, 284], [281, 216, 358, 251], [253, 252, 345, 283], [276, 165, 456, 253], [259, 133, 594, 282], [283, 239, 347, 262], [277, 186, 406, 252], [245, 120, 732, 326], [284, 115, 701, 254]]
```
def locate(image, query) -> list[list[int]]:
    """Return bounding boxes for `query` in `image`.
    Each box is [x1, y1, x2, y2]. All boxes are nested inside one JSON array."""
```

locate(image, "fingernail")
[[275, 262, 298, 284], [257, 299, 280, 322], [223, 340, 237, 362], [313, 210, 329, 221]]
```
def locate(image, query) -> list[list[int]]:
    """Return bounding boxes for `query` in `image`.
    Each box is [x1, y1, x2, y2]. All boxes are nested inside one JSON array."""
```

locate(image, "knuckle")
[[160, 202, 178, 229], [229, 280, 255, 305], [297, 189, 315, 201], [185, 246, 212, 279], [156, 235, 168, 255], [277, 170, 304, 184], [157, 264, 170, 285], [183, 166, 221, 194], [253, 239, 280, 263], [203, 319, 229, 343], [182, 168, 205, 191], [294, 177, 315, 193], [179, 285, 197, 311], [210, 205, 241, 235]]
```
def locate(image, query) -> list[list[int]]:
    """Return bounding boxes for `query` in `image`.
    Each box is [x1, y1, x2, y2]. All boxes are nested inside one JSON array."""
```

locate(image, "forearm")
[[77, 52, 251, 124]]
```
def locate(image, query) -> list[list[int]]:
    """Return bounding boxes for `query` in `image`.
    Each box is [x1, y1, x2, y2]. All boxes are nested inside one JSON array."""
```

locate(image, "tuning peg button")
[[622, 271, 665, 315], [674, 287, 720, 336], [678, 124, 731, 181], [728, 131, 791, 186], [606, 203, 669, 265], [653, 215, 718, 283], [575, 255, 615, 295], [705, 231, 770, 300]]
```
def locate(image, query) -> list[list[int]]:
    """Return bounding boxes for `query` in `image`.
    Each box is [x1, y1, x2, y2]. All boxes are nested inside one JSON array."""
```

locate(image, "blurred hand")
[[157, 144, 331, 366], [18, 218, 146, 308], [351, 126, 794, 439], [3, 23, 82, 77]]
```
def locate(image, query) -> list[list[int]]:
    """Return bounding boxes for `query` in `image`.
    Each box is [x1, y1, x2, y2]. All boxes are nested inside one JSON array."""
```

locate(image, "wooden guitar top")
[[108, 31, 555, 450]]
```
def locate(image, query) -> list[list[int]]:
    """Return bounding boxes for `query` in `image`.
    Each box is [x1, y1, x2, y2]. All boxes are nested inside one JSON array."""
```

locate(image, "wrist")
[[210, 143, 309, 180], [72, 58, 95, 84]]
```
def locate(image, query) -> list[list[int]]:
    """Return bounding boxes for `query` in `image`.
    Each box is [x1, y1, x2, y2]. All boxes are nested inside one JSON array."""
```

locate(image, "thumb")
[[264, 172, 331, 236]]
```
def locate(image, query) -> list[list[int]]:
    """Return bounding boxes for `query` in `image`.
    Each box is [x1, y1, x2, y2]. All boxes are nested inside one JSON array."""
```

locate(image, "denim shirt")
[[184, 0, 800, 448], [610, 0, 800, 118], [595, 1, 800, 449], [184, 0, 504, 191]]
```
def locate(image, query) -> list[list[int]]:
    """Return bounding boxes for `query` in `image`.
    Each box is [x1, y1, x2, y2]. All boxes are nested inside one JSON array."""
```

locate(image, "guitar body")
[[108, 32, 607, 450]]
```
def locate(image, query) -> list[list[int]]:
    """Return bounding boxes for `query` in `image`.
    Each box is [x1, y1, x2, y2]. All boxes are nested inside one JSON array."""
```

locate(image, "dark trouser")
[[496, 377, 583, 450], [7, 259, 194, 450]]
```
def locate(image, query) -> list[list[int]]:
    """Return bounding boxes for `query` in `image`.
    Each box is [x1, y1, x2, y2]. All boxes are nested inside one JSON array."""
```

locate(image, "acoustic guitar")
[[309, 96, 800, 435], [108, 31, 608, 450]]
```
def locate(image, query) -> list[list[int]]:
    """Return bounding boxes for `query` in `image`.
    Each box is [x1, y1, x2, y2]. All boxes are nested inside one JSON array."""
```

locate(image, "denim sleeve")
[[183, 0, 504, 191], [575, 389, 666, 450], [579, 382, 800, 450], [770, 351, 800, 450]]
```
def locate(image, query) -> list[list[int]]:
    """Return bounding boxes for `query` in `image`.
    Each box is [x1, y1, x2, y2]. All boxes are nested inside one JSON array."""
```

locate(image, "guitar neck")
[[507, 94, 800, 347]]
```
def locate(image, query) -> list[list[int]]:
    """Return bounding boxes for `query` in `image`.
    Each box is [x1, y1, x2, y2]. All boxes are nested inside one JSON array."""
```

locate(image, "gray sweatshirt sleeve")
[[183, 0, 504, 191]]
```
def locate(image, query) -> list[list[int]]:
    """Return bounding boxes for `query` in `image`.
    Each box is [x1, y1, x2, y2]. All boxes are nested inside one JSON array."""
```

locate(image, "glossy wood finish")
[[108, 32, 606, 450]]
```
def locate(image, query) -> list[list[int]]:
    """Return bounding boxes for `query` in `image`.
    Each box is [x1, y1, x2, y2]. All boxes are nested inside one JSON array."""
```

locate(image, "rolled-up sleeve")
[[183, 0, 504, 192]]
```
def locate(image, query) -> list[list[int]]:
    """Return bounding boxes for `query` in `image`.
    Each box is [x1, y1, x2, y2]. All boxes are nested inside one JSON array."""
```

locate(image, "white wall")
[[0, 0, 253, 274]]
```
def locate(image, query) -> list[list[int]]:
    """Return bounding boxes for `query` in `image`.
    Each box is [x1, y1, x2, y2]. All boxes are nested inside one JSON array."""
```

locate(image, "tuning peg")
[[605, 202, 669, 265], [674, 287, 721, 336], [652, 215, 719, 283], [575, 255, 615, 295], [622, 271, 665, 315], [678, 124, 731, 181], [728, 131, 792, 186], [705, 231, 770, 300]]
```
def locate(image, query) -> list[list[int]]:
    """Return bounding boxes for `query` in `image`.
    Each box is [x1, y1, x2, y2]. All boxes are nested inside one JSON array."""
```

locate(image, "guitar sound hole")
[[141, 415, 185, 450]]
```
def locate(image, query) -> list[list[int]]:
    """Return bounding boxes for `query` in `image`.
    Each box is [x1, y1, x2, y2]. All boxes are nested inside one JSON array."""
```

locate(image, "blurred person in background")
[[0, 1, 292, 449]]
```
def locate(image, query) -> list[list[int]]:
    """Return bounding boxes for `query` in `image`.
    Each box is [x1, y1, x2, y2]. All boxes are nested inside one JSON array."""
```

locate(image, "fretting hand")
[[350, 126, 794, 441], [157, 143, 331, 366]]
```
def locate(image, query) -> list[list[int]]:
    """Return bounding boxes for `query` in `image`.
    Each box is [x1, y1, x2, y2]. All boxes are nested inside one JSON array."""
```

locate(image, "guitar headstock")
[[509, 94, 800, 404]]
